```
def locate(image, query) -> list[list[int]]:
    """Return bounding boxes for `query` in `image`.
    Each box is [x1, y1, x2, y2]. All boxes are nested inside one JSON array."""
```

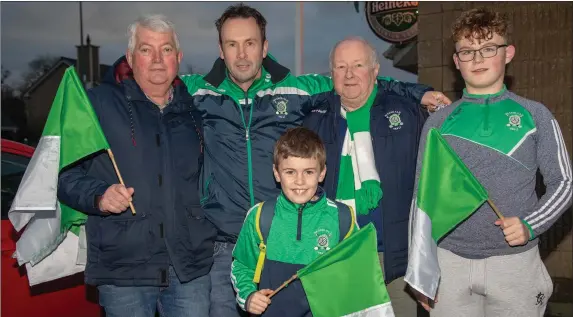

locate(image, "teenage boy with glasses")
[[411, 7, 572, 317]]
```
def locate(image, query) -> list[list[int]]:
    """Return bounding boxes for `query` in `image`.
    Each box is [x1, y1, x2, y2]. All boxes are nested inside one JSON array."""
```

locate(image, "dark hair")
[[215, 3, 267, 44], [273, 127, 326, 170], [452, 7, 509, 43]]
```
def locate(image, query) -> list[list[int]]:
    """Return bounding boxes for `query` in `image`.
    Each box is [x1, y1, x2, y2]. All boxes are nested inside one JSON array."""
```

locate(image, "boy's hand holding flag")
[[405, 128, 491, 308], [270, 223, 395, 317]]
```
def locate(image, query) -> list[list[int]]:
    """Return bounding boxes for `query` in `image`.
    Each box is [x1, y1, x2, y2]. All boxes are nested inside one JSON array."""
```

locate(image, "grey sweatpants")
[[431, 246, 553, 317]]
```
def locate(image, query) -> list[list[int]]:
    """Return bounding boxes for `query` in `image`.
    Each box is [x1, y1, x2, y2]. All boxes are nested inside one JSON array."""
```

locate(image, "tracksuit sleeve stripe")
[[525, 119, 572, 232]]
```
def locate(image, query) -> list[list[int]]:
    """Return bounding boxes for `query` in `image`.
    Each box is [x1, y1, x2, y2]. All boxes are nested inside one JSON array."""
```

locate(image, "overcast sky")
[[1, 1, 417, 86]]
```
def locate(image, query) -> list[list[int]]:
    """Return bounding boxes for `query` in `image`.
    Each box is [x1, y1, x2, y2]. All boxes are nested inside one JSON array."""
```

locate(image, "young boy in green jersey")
[[230, 127, 358, 316], [410, 7, 572, 317]]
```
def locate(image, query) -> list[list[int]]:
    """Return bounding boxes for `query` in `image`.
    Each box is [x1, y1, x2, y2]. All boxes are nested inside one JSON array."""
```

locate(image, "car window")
[[2, 152, 31, 220]]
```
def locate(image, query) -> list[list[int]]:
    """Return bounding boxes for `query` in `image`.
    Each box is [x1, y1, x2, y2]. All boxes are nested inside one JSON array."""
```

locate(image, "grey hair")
[[329, 36, 379, 70], [127, 14, 180, 53]]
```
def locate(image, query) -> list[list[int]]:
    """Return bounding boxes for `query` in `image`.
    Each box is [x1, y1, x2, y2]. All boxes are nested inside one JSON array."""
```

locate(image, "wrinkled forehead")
[[220, 17, 263, 42], [333, 41, 371, 63], [135, 27, 176, 45]]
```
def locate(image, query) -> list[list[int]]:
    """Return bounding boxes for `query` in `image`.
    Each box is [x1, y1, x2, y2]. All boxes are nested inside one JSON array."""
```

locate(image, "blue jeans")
[[98, 266, 210, 317], [209, 242, 248, 317]]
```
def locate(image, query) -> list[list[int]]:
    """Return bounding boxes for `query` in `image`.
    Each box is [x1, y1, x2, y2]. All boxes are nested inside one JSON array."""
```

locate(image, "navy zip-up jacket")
[[180, 56, 433, 243], [303, 86, 429, 282], [57, 57, 217, 287]]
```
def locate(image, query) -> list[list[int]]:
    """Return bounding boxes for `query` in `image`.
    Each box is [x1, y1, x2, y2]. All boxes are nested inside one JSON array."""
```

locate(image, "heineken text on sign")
[[366, 1, 419, 44]]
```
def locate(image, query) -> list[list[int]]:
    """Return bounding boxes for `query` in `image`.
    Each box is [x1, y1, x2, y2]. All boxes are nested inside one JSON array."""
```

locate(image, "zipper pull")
[[245, 130, 249, 140]]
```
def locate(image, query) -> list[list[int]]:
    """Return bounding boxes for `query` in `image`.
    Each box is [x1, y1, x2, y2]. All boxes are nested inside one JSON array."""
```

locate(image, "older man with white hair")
[[303, 36, 437, 316], [57, 14, 216, 317]]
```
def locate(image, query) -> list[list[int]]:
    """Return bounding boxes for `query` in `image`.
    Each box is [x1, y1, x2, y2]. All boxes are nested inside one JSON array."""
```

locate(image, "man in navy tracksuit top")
[[304, 37, 431, 316]]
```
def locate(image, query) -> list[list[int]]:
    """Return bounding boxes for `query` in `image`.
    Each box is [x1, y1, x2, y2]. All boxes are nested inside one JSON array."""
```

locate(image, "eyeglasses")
[[332, 63, 376, 73], [455, 44, 508, 62]]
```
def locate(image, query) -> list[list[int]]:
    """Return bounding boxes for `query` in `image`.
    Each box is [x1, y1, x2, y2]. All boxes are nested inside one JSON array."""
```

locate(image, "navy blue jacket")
[[303, 87, 429, 282], [57, 57, 217, 287], [181, 57, 432, 243]]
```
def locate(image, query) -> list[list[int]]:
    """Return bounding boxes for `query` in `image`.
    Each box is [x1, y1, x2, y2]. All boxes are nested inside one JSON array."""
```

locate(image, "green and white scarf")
[[336, 85, 383, 215]]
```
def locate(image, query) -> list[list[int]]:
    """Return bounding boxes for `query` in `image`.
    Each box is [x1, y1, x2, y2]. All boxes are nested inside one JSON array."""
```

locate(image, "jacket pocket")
[[200, 173, 221, 209], [169, 116, 202, 182], [186, 203, 206, 220], [184, 204, 216, 257], [97, 218, 151, 267]]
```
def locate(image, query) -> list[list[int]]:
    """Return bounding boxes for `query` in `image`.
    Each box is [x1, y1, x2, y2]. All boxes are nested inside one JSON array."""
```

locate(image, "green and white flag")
[[405, 128, 488, 300], [297, 223, 394, 317], [8, 66, 109, 285]]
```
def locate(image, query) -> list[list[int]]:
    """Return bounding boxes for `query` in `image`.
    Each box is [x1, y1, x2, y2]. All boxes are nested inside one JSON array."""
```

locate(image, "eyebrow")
[[334, 59, 367, 64], [138, 42, 174, 48], [281, 167, 317, 171], [458, 41, 501, 50], [223, 37, 257, 44]]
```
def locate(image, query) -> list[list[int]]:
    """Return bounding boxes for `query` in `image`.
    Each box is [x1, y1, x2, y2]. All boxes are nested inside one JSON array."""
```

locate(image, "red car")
[[1, 138, 102, 317]]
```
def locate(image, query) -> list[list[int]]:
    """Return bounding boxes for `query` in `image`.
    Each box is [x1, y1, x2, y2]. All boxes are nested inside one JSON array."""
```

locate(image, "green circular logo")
[[389, 114, 401, 125], [276, 102, 287, 114], [366, 1, 419, 44]]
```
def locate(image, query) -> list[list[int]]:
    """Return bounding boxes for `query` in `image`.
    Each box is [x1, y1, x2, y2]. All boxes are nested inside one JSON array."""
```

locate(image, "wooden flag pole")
[[268, 274, 298, 299], [107, 149, 136, 215], [487, 199, 504, 220]]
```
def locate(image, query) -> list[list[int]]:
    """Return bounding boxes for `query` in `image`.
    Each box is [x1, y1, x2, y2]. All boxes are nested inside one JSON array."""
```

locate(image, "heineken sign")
[[365, 1, 419, 44]]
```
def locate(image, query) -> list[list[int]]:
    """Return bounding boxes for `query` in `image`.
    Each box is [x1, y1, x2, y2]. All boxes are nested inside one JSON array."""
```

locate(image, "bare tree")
[[1, 65, 10, 84], [20, 55, 59, 91], [2, 65, 14, 97], [1, 64, 28, 142]]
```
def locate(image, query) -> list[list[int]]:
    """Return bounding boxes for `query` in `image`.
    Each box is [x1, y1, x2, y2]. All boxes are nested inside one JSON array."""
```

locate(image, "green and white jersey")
[[413, 86, 572, 259], [230, 192, 358, 310]]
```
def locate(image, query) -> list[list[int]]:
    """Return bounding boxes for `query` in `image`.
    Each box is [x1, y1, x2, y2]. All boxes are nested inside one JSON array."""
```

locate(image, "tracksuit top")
[[231, 191, 358, 316], [413, 86, 572, 259]]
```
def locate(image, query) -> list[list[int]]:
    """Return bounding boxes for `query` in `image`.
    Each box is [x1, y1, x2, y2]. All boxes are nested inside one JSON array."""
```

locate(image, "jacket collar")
[[278, 187, 327, 212], [203, 54, 290, 88], [461, 85, 509, 104], [332, 81, 388, 115]]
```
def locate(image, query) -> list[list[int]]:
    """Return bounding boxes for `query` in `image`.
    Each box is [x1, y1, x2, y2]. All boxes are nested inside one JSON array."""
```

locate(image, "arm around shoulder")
[[377, 77, 433, 105], [296, 73, 333, 95], [179, 74, 202, 95], [295, 74, 334, 113]]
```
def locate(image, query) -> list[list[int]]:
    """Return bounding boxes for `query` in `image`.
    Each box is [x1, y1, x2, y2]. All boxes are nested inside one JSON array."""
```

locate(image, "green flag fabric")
[[8, 66, 109, 285], [405, 128, 488, 300], [297, 223, 394, 317]]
